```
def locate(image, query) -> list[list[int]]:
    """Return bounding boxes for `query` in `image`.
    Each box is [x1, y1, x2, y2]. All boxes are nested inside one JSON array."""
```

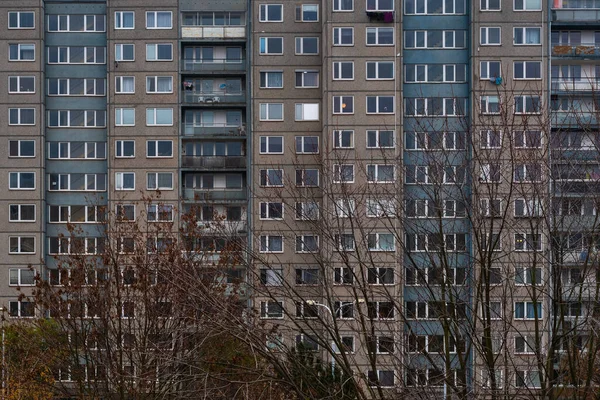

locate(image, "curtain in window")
[[122, 78, 134, 92], [525, 29, 540, 45], [157, 13, 171, 27], [157, 78, 172, 92]]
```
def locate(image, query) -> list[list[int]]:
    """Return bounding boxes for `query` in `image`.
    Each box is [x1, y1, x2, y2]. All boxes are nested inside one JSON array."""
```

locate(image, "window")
[[514, 198, 542, 217], [260, 268, 283, 286], [480, 130, 501, 148], [9, 172, 35, 190], [295, 302, 319, 319], [47, 78, 106, 96], [47, 14, 106, 32], [115, 172, 135, 190], [367, 96, 394, 114], [404, 30, 467, 48], [47, 110, 106, 128], [334, 267, 353, 284], [405, 0, 466, 13], [147, 173, 173, 190], [9, 108, 35, 125], [514, 164, 541, 182], [514, 130, 542, 148], [9, 44, 35, 61], [9, 76, 35, 93], [515, 302, 542, 320], [115, 11, 134, 29], [259, 103, 283, 121], [295, 70, 319, 88], [367, 165, 395, 183], [516, 370, 541, 389], [146, 141, 172, 158], [480, 164, 501, 183], [514, 27, 541, 45], [260, 202, 283, 219], [295, 235, 319, 253], [9, 268, 35, 286], [514, 61, 541, 79], [367, 130, 394, 148], [295, 202, 320, 220], [333, 61, 354, 80], [333, 27, 354, 45], [260, 71, 283, 88], [514, 0, 541, 11], [9, 236, 35, 254], [116, 140, 135, 157], [333, 96, 354, 114], [334, 301, 354, 319], [116, 204, 135, 221], [146, 108, 173, 126], [47, 46, 106, 64], [366, 27, 394, 45], [367, 0, 394, 11], [147, 204, 174, 222], [368, 267, 394, 285], [336, 234, 356, 251], [146, 76, 173, 93], [115, 77, 135, 94], [480, 61, 501, 79], [259, 236, 284, 253], [295, 103, 319, 121], [9, 301, 34, 318], [296, 4, 318, 21], [366, 61, 394, 80], [260, 169, 284, 187], [115, 44, 134, 61], [515, 267, 542, 286], [48, 173, 106, 191], [367, 233, 395, 251], [369, 336, 395, 354], [334, 0, 354, 11], [334, 164, 354, 183], [49, 205, 104, 223], [259, 37, 283, 54], [481, 27, 501, 45], [481, 0, 500, 10], [146, 44, 172, 61], [480, 96, 500, 114], [514, 233, 542, 251], [334, 130, 354, 148], [295, 37, 319, 54], [115, 108, 135, 126], [368, 301, 395, 319], [367, 199, 396, 217], [295, 136, 319, 154], [9, 140, 35, 157], [296, 334, 318, 351], [334, 199, 355, 218], [8, 11, 35, 29], [146, 11, 172, 29], [9, 204, 35, 222], [259, 136, 283, 154], [259, 4, 283, 22], [480, 198, 502, 217], [295, 169, 319, 187]]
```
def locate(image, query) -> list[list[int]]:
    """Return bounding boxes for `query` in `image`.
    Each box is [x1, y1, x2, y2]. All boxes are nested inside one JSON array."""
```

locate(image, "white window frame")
[[514, 233, 542, 251], [366, 95, 394, 114], [146, 43, 173, 61], [115, 172, 135, 191], [367, 164, 395, 183], [333, 27, 354, 46], [146, 108, 173, 126], [259, 136, 284, 154], [514, 61, 542, 80], [295, 103, 320, 121], [333, 96, 354, 114], [8, 300, 35, 318], [295, 201, 320, 220], [146, 140, 173, 158], [8, 44, 35, 61], [295, 37, 319, 55], [366, 27, 394, 46], [146, 76, 173, 94], [9, 172, 35, 190], [8, 11, 35, 29], [8, 108, 35, 125], [9, 236, 35, 254], [515, 267, 542, 286], [514, 0, 542, 11], [367, 0, 395, 11], [480, 61, 501, 80], [9, 268, 36, 286], [514, 198, 542, 217], [145, 11, 172, 29], [333, 61, 354, 80], [115, 44, 135, 62], [513, 27, 541, 45], [480, 130, 502, 148], [260, 202, 284, 220], [8, 76, 35, 94], [260, 169, 284, 187], [333, 130, 354, 148], [259, 37, 284, 55], [514, 130, 542, 148], [115, 11, 135, 29], [480, 96, 501, 115], [116, 140, 135, 158], [115, 108, 135, 126], [9, 140, 35, 157], [259, 4, 283, 22], [295, 136, 319, 154], [147, 204, 174, 222], [259, 236, 284, 253], [367, 199, 396, 217], [147, 172, 174, 190], [115, 76, 135, 94], [295, 70, 319, 88], [480, 0, 501, 11], [260, 268, 283, 286], [333, 164, 355, 183], [366, 61, 395, 80], [259, 71, 283, 89], [296, 4, 319, 22], [333, 0, 354, 11], [514, 301, 542, 320], [480, 27, 501, 45], [295, 235, 319, 253], [9, 204, 35, 222], [259, 103, 284, 121], [367, 130, 395, 148], [367, 233, 395, 251]]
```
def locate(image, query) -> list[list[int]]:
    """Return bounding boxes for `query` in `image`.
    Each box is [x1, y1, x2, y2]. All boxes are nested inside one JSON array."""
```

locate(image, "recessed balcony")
[[183, 188, 247, 202], [182, 90, 246, 105], [182, 155, 246, 169], [181, 58, 246, 73], [552, 44, 600, 58], [181, 11, 246, 39]]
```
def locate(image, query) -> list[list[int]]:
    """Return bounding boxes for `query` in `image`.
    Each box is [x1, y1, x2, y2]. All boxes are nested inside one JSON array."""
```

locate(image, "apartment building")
[[2, 0, 600, 397]]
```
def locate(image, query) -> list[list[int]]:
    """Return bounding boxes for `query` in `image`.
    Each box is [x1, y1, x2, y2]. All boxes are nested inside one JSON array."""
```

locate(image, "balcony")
[[552, 7, 600, 24], [552, 149, 600, 161], [183, 123, 246, 137], [182, 155, 246, 169], [181, 58, 246, 73], [552, 111, 599, 127], [181, 12, 246, 39], [552, 44, 600, 58], [196, 220, 248, 234], [183, 188, 247, 202], [182, 90, 246, 105]]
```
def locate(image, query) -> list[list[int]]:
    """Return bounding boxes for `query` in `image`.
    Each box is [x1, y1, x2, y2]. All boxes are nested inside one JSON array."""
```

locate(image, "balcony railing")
[[181, 26, 246, 39], [552, 111, 599, 127], [183, 188, 247, 202], [554, 0, 600, 9], [182, 90, 246, 104], [551, 77, 600, 92], [181, 58, 245, 73], [552, 44, 600, 58], [182, 155, 246, 169], [183, 123, 246, 136], [552, 8, 600, 22]]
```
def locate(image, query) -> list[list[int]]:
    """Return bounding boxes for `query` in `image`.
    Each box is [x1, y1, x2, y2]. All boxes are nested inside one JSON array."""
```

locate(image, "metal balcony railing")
[[551, 77, 600, 91], [181, 58, 245, 72], [183, 188, 247, 202], [181, 155, 246, 169], [182, 123, 245, 136], [552, 44, 600, 57], [182, 90, 246, 104]]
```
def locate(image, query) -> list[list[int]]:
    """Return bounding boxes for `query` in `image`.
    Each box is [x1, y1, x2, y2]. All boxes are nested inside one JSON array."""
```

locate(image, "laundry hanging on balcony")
[[183, 81, 194, 90]]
